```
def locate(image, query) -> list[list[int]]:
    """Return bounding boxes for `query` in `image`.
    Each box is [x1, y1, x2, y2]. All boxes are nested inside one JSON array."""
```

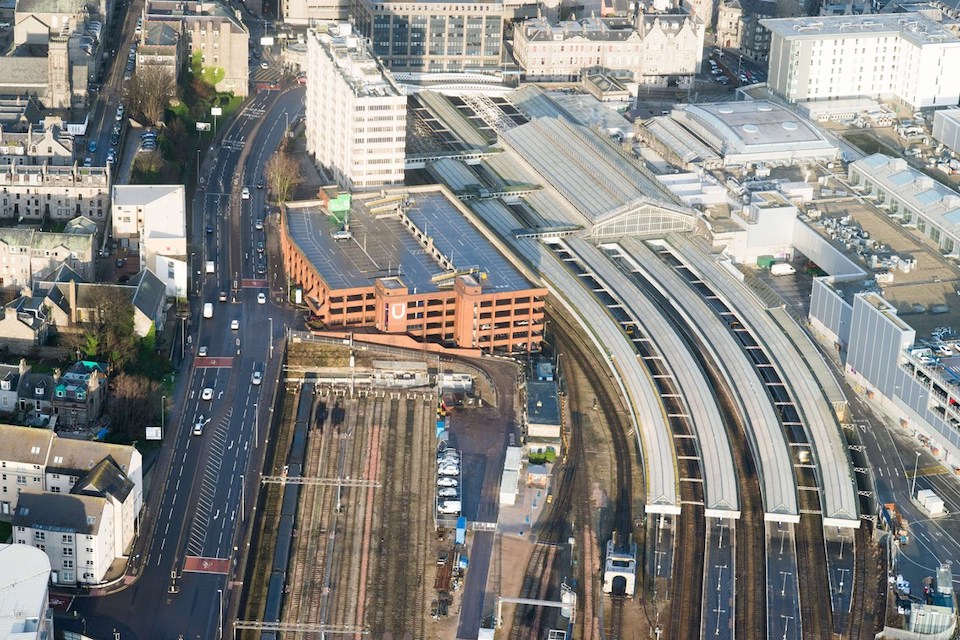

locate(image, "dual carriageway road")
[[62, 87, 303, 640]]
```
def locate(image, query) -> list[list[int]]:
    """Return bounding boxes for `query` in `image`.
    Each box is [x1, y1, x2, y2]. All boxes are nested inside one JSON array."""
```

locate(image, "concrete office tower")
[[305, 25, 407, 191], [350, 0, 504, 72], [764, 13, 960, 109]]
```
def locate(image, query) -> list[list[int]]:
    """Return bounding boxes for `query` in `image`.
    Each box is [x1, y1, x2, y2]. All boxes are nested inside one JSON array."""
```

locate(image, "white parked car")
[[201, 388, 213, 401], [437, 477, 458, 487], [231, 319, 240, 330], [438, 487, 458, 498], [438, 464, 459, 477]]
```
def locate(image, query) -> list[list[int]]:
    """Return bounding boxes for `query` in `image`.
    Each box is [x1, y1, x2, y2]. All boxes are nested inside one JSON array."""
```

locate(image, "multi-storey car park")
[[406, 85, 864, 639], [279, 185, 547, 353]]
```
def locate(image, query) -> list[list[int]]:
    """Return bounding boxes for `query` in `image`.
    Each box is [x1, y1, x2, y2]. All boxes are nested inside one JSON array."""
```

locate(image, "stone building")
[[513, 12, 704, 85], [145, 0, 249, 97]]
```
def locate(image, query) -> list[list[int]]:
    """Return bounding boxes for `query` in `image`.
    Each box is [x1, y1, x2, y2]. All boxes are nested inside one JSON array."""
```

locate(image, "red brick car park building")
[[280, 186, 547, 353]]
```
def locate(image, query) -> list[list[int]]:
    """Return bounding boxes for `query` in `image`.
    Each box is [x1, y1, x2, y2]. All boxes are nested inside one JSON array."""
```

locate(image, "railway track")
[[794, 469, 833, 640], [608, 597, 625, 640]]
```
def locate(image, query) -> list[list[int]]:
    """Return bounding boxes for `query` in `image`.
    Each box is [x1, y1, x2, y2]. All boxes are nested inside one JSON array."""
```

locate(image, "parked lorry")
[[205, 260, 215, 274], [771, 263, 797, 276]]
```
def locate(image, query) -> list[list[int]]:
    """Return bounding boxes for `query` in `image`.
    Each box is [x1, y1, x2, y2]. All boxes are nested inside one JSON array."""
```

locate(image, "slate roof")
[[71, 456, 134, 503], [13, 490, 107, 535]]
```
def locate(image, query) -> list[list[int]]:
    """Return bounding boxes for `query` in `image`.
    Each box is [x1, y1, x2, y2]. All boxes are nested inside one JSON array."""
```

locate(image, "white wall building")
[[112, 185, 187, 297], [763, 13, 960, 110], [5, 426, 144, 587], [0, 544, 53, 639], [13, 491, 117, 586], [305, 24, 407, 191]]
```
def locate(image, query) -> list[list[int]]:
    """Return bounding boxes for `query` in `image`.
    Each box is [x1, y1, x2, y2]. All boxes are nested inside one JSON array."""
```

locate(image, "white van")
[[203, 303, 213, 319]]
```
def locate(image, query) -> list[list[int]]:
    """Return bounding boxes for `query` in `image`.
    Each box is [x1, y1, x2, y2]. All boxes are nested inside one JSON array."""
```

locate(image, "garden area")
[[129, 57, 243, 185]]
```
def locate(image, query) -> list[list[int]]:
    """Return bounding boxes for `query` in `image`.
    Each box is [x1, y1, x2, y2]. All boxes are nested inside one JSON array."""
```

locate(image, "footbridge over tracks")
[[565, 236, 741, 520], [467, 198, 681, 515], [668, 235, 860, 529], [614, 238, 799, 522]]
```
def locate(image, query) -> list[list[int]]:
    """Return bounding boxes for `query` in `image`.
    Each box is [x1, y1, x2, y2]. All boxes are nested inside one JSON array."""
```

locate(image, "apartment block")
[[513, 12, 705, 84], [351, 0, 504, 72], [716, 0, 778, 61], [305, 25, 406, 191], [764, 13, 960, 109], [0, 164, 111, 224]]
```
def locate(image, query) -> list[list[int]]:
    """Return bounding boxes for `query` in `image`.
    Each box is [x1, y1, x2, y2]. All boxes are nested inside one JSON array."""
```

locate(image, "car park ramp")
[[615, 238, 799, 522], [667, 235, 860, 528], [467, 198, 681, 515], [565, 237, 740, 519]]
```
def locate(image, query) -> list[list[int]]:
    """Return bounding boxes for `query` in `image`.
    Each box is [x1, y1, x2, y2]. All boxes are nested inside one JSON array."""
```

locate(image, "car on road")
[[207, 225, 214, 234], [106, 150, 116, 165], [112, 122, 122, 135], [84, 157, 93, 167], [193, 415, 205, 436], [437, 477, 458, 487], [219, 291, 228, 302], [231, 319, 240, 330], [257, 292, 266, 304], [255, 219, 263, 230], [201, 388, 213, 401], [251, 371, 262, 385], [115, 258, 124, 268], [257, 265, 266, 276], [88, 140, 97, 153], [115, 104, 125, 121], [256, 241, 264, 253], [241, 187, 250, 200], [256, 179, 264, 189], [438, 463, 459, 476], [198, 346, 208, 356], [260, 62, 269, 69], [110, 133, 120, 146]]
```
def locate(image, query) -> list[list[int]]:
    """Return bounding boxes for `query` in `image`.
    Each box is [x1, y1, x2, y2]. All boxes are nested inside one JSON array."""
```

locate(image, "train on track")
[[260, 382, 314, 640]]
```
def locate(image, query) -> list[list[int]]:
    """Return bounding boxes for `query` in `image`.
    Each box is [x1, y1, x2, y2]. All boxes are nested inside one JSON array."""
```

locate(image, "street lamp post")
[[161, 395, 166, 434], [911, 450, 921, 499], [196, 149, 201, 179], [254, 403, 259, 443], [217, 589, 223, 639], [269, 317, 274, 359], [240, 474, 244, 521]]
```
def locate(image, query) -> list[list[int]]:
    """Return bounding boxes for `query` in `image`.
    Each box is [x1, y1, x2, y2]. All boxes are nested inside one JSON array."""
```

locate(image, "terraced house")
[[0, 226, 95, 288]]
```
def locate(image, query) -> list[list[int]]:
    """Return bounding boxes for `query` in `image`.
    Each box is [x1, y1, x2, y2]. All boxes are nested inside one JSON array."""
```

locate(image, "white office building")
[[763, 13, 960, 110], [305, 24, 407, 191]]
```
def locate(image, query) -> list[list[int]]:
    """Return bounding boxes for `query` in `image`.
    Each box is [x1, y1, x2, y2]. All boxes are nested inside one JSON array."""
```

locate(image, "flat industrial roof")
[[670, 235, 860, 527], [284, 188, 534, 294]]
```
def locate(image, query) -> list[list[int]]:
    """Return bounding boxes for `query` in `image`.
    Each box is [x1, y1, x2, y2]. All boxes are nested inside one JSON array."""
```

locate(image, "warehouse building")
[[280, 186, 547, 353], [763, 13, 960, 110]]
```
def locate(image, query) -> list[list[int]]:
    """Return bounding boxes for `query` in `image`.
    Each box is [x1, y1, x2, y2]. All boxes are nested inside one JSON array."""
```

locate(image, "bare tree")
[[107, 373, 160, 442], [127, 66, 176, 125], [264, 143, 302, 203]]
